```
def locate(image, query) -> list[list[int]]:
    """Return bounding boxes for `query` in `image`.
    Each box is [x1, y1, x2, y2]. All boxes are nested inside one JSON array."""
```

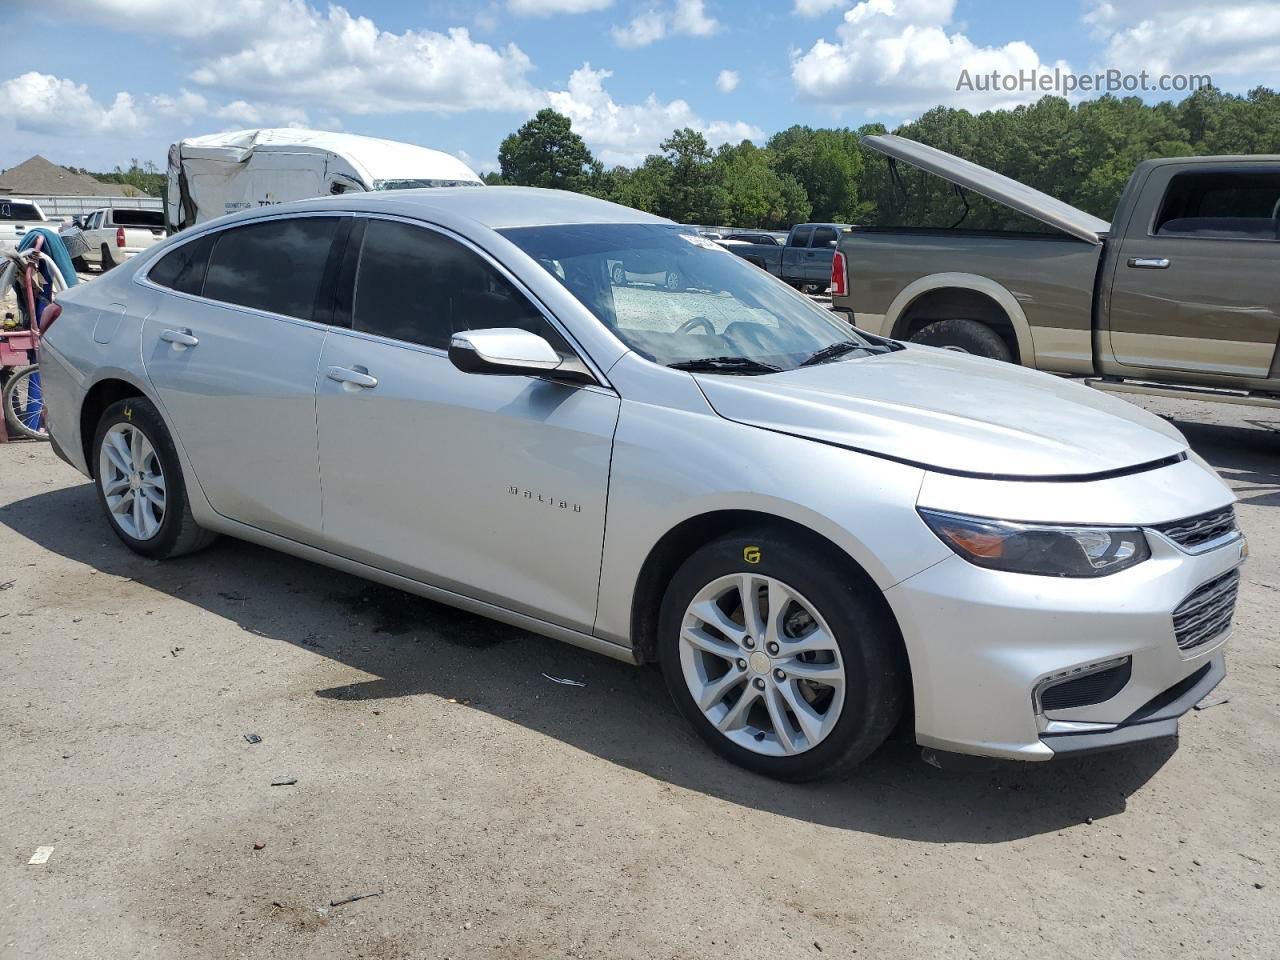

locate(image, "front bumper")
[[884, 528, 1243, 761]]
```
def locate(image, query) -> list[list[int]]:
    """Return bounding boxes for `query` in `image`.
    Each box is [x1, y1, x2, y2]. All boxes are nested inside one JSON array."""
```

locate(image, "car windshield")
[[500, 223, 869, 371]]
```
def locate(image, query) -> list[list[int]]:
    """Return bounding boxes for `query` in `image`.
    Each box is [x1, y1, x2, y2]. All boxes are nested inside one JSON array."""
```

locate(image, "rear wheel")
[[611, 263, 626, 285], [658, 530, 906, 781], [909, 318, 1013, 362], [2, 365, 48, 440], [99, 244, 115, 271], [92, 397, 215, 559]]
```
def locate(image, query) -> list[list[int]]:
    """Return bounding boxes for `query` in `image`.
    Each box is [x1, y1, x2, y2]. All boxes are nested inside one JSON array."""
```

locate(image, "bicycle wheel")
[[2, 364, 49, 440]]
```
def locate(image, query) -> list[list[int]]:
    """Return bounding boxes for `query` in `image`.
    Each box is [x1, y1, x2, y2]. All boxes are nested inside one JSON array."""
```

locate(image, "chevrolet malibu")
[[37, 188, 1243, 780]]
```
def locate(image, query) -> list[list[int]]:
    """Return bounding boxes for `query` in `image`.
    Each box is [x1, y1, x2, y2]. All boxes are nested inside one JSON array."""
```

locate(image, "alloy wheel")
[[678, 573, 846, 757], [98, 422, 167, 540]]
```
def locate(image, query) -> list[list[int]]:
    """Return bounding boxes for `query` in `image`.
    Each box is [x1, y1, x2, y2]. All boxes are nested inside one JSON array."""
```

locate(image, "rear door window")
[[0, 200, 41, 221], [349, 219, 552, 350], [790, 226, 813, 248], [148, 233, 217, 295], [203, 216, 341, 320], [811, 226, 839, 247], [1155, 171, 1280, 239]]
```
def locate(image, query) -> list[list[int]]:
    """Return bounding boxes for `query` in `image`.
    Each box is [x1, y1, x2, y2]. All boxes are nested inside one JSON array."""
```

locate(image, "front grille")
[[1039, 659, 1132, 711], [1172, 569, 1239, 651], [1153, 506, 1237, 550]]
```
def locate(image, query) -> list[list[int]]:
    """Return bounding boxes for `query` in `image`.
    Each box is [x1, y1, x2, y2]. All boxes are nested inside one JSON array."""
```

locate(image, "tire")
[[100, 244, 115, 272], [909, 318, 1013, 362], [2, 365, 49, 440], [658, 529, 906, 781], [664, 270, 682, 291], [71, 255, 88, 273], [611, 263, 626, 285], [91, 397, 216, 559]]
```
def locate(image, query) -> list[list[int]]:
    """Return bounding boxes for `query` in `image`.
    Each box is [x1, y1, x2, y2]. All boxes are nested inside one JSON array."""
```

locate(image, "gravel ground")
[[1, 391, 1277, 960]]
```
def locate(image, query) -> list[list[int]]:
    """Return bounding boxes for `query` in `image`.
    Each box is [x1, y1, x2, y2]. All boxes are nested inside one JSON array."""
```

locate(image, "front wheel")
[[909, 318, 1013, 362], [658, 531, 906, 781], [92, 397, 215, 559]]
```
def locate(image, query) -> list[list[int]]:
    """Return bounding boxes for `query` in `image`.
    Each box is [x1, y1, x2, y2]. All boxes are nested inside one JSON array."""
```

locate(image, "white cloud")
[[791, 0, 1068, 113], [213, 100, 310, 128], [613, 9, 669, 47], [612, 0, 720, 48], [508, 0, 612, 14], [716, 69, 740, 92], [793, 0, 848, 16], [672, 0, 719, 37], [2, 72, 142, 135], [39, 0, 544, 114], [547, 64, 761, 165], [1084, 1, 1280, 81]]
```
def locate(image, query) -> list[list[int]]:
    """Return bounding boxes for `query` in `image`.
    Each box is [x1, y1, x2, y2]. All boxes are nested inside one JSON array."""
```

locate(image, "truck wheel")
[[100, 244, 116, 272], [910, 318, 1013, 362], [71, 255, 88, 273], [658, 530, 906, 781]]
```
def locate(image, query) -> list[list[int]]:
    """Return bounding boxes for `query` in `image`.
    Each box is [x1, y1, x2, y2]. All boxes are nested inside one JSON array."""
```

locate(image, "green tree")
[[656, 128, 729, 224], [768, 126, 864, 222], [497, 109, 600, 191]]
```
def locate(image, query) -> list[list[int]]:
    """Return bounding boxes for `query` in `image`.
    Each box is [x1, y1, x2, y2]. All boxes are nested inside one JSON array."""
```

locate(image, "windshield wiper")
[[668, 356, 782, 375], [799, 340, 867, 367]]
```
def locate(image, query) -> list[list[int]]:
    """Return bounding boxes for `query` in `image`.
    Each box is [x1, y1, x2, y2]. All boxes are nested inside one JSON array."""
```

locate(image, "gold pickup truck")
[[831, 135, 1280, 408]]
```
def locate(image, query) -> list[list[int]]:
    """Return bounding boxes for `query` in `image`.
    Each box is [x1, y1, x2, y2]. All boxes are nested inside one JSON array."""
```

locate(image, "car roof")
[[236, 186, 673, 231]]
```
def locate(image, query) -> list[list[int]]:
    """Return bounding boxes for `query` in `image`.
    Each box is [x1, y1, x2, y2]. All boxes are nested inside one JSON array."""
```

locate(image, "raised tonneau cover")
[[860, 134, 1111, 245]]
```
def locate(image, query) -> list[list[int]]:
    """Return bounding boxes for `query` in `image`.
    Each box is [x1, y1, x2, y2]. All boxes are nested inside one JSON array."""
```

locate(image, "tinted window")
[[204, 217, 339, 319], [1156, 171, 1280, 239], [0, 200, 42, 221], [811, 226, 839, 247], [352, 219, 549, 350], [113, 209, 164, 228], [148, 233, 216, 295], [790, 226, 813, 248]]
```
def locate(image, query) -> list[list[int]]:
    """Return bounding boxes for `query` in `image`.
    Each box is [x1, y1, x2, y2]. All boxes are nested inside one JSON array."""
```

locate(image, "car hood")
[[694, 346, 1188, 479]]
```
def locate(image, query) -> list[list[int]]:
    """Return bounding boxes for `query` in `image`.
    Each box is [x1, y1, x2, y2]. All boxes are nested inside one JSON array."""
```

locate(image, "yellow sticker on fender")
[[743, 546, 761, 564]]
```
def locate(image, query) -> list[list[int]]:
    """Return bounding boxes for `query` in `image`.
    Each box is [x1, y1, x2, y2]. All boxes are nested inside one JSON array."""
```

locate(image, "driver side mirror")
[[448, 328, 595, 384]]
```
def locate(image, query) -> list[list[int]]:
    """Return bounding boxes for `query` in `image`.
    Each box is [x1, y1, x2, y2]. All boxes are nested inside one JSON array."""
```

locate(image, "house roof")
[[0, 155, 145, 197]]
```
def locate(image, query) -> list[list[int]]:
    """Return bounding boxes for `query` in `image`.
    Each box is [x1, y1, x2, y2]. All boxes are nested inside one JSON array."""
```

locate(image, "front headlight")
[[918, 509, 1151, 578]]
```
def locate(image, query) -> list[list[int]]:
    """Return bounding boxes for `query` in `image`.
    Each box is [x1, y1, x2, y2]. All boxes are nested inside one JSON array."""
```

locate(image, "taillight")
[[116, 226, 125, 247], [38, 302, 61, 333], [829, 250, 847, 298]]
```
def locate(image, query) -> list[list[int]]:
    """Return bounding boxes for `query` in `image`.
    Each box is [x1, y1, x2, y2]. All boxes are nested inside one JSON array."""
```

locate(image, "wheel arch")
[[78, 374, 151, 476], [628, 509, 911, 690], [885, 274, 1033, 365]]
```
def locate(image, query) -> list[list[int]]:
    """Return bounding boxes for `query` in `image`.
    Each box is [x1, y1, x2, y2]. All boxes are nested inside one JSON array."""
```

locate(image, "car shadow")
[[2, 480, 1177, 844]]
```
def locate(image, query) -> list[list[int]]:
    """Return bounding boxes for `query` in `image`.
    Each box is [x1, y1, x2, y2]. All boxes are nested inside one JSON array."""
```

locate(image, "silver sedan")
[[38, 188, 1242, 780]]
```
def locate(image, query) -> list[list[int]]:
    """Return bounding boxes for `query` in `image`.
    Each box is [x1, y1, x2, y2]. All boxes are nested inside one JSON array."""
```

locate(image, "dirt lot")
[[1, 393, 1277, 960]]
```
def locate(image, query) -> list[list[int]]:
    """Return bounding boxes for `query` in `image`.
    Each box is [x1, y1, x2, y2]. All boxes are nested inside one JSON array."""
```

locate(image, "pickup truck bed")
[[833, 134, 1280, 405]]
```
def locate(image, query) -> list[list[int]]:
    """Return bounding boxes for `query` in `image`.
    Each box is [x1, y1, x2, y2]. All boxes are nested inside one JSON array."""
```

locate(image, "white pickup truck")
[[73, 207, 167, 271], [0, 197, 50, 252]]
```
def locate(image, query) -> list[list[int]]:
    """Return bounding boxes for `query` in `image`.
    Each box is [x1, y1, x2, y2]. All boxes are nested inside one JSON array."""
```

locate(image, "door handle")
[[325, 365, 378, 389], [160, 328, 198, 348], [1127, 257, 1170, 269]]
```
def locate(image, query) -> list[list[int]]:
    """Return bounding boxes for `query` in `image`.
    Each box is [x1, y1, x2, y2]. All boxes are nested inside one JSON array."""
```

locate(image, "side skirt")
[[200, 515, 642, 666]]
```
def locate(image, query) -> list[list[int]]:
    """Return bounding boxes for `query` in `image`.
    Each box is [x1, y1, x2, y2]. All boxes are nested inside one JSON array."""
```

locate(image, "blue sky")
[[5, 0, 1278, 176]]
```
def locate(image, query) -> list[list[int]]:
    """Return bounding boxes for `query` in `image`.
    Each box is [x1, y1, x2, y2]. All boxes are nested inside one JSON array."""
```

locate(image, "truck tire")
[[100, 244, 116, 272], [910, 318, 1013, 362]]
